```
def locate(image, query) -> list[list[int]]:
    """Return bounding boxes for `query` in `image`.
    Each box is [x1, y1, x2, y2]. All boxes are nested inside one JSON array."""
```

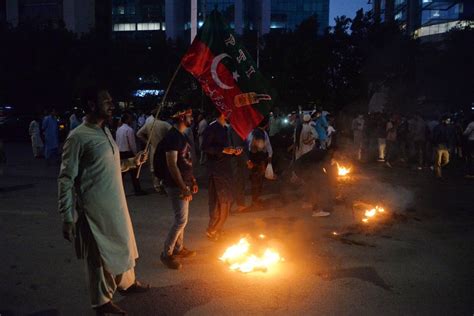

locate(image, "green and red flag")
[[181, 10, 273, 139]]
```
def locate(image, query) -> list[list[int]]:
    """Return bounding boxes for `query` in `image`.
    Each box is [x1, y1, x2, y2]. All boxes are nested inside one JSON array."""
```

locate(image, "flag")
[[181, 10, 273, 139]]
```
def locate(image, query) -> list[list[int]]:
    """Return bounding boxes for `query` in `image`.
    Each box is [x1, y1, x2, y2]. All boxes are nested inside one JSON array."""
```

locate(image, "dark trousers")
[[231, 155, 247, 207], [207, 176, 231, 233], [385, 140, 397, 163], [466, 140, 474, 176], [249, 151, 268, 203], [120, 151, 142, 193]]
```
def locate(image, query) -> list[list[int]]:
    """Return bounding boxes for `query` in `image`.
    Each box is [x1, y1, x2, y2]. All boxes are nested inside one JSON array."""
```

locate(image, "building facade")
[[372, 0, 474, 39], [111, 0, 329, 42]]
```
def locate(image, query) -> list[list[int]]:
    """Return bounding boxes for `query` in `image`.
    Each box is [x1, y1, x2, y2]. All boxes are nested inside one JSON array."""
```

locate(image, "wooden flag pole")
[[136, 63, 182, 179]]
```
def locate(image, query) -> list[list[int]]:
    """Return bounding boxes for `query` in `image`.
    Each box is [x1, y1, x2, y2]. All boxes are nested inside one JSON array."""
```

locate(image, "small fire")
[[362, 206, 385, 223], [336, 162, 351, 176], [219, 237, 283, 273]]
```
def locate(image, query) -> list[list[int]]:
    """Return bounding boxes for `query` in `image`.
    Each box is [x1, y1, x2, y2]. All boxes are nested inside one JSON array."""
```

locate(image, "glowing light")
[[336, 162, 351, 176], [219, 237, 283, 273], [362, 206, 386, 223]]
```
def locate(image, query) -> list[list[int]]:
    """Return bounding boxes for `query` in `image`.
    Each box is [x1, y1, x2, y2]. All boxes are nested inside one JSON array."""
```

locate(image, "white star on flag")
[[232, 71, 240, 82]]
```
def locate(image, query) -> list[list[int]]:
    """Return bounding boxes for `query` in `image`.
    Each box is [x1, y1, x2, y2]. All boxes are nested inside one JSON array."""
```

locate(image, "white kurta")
[[58, 122, 138, 275], [295, 123, 317, 160], [29, 120, 44, 148]]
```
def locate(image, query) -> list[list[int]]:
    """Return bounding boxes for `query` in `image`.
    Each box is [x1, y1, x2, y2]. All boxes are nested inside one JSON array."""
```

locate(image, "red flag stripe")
[[181, 40, 263, 139]]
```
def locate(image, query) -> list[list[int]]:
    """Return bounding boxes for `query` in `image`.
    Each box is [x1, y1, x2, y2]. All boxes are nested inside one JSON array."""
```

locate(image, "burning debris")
[[362, 205, 386, 224], [336, 162, 352, 177], [219, 235, 283, 273]]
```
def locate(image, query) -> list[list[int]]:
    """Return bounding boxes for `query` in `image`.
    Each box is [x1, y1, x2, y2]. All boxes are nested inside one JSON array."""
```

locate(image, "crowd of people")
[[18, 86, 472, 315], [350, 112, 474, 179]]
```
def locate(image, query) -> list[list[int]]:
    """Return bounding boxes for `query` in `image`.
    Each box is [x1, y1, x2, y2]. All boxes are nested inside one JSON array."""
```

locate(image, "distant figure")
[[136, 109, 171, 193], [432, 116, 451, 178], [352, 114, 365, 161], [247, 117, 273, 207], [463, 115, 474, 178], [29, 116, 44, 158], [313, 110, 329, 149], [69, 110, 81, 131], [385, 115, 399, 168], [197, 113, 208, 164], [295, 114, 317, 161], [116, 112, 146, 196], [42, 108, 59, 165], [411, 113, 427, 170]]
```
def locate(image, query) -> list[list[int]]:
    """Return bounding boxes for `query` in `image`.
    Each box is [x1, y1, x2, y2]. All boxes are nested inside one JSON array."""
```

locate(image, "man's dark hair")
[[80, 85, 108, 114], [121, 112, 132, 124], [171, 102, 192, 122]]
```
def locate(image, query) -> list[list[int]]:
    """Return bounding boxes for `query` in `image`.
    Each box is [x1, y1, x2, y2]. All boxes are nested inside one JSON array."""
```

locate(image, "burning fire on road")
[[362, 205, 385, 223], [219, 234, 283, 273], [336, 162, 351, 177]]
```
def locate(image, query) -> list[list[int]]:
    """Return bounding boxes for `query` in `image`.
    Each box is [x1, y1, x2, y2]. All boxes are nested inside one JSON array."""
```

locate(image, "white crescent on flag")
[[211, 53, 234, 90]]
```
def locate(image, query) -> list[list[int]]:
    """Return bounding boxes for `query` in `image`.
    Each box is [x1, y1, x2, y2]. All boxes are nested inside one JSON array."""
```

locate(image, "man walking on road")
[[202, 113, 243, 241], [156, 103, 198, 270], [58, 87, 150, 315], [117, 112, 147, 196]]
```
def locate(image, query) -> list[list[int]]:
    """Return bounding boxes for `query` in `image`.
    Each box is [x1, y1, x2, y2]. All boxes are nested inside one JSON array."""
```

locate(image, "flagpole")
[[136, 62, 182, 179]]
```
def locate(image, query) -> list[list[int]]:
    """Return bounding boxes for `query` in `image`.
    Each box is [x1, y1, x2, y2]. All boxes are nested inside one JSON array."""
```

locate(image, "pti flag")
[[181, 10, 273, 139]]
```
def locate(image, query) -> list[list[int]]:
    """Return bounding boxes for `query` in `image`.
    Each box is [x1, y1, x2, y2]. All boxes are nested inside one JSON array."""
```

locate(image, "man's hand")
[[180, 186, 193, 201], [223, 147, 235, 155], [62, 222, 75, 242], [247, 160, 254, 169], [134, 151, 148, 166], [192, 183, 199, 194], [234, 147, 243, 156]]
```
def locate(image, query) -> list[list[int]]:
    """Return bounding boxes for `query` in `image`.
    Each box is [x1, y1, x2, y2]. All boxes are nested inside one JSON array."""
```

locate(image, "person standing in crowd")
[[69, 109, 81, 131], [156, 103, 198, 270], [432, 116, 451, 178], [326, 115, 337, 149], [58, 87, 150, 316], [375, 113, 387, 162], [397, 116, 409, 163], [462, 115, 474, 178], [202, 113, 243, 241], [29, 115, 44, 158], [352, 114, 365, 161], [116, 112, 146, 196], [137, 111, 146, 130], [136, 109, 171, 193], [295, 114, 317, 161], [313, 110, 329, 149], [247, 117, 273, 208], [42, 108, 59, 165], [411, 113, 427, 170], [229, 125, 248, 212], [385, 115, 398, 168], [197, 113, 208, 165]]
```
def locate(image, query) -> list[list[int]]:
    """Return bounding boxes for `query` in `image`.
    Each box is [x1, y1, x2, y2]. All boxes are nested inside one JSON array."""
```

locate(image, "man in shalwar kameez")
[[42, 108, 59, 165], [58, 87, 149, 315]]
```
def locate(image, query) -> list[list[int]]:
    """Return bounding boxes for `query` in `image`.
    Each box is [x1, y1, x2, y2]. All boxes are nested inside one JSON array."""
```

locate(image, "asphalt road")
[[0, 142, 473, 316]]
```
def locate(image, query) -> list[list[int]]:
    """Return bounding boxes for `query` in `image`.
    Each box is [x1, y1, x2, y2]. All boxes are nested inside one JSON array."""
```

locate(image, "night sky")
[[329, 0, 371, 25]]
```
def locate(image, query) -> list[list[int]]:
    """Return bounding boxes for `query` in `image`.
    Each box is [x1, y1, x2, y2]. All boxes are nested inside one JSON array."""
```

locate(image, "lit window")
[[113, 23, 137, 32], [137, 23, 161, 31]]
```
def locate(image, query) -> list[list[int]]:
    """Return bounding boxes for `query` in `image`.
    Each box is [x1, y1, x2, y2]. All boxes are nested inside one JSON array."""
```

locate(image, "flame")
[[362, 205, 385, 223], [219, 237, 282, 273], [336, 162, 351, 176]]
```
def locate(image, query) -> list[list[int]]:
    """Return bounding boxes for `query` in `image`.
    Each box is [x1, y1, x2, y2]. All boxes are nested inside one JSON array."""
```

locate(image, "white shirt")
[[464, 121, 474, 141], [116, 123, 137, 153]]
